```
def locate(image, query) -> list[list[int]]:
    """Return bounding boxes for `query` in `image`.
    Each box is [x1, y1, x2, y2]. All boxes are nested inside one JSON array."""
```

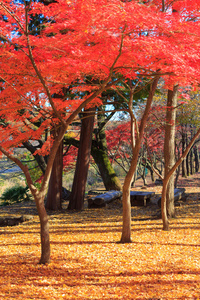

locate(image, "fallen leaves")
[[0, 198, 200, 299]]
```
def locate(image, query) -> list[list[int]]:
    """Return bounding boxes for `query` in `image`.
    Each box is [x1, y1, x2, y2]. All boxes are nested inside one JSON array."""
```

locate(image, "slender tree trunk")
[[163, 86, 178, 218], [185, 131, 190, 176], [174, 145, 180, 188], [181, 129, 187, 177], [194, 145, 199, 172], [161, 179, 169, 230], [189, 148, 194, 175], [68, 108, 95, 210], [35, 194, 50, 264], [120, 78, 159, 243], [120, 167, 134, 243], [0, 145, 53, 264], [149, 164, 155, 182]]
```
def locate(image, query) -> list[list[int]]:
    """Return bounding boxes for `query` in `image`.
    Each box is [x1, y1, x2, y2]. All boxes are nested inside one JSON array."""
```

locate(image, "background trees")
[[0, 0, 200, 261]]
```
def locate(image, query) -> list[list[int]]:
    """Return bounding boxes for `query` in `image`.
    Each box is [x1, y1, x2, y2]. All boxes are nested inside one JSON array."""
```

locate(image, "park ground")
[[0, 174, 200, 299]]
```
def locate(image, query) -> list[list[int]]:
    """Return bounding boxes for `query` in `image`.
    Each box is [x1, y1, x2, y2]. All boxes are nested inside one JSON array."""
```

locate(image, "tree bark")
[[181, 129, 187, 177], [189, 148, 194, 175], [35, 194, 50, 264], [94, 106, 122, 191], [120, 78, 159, 243], [68, 108, 95, 210], [91, 146, 122, 191], [45, 133, 63, 211], [161, 179, 169, 230], [194, 145, 199, 172], [163, 86, 178, 218]]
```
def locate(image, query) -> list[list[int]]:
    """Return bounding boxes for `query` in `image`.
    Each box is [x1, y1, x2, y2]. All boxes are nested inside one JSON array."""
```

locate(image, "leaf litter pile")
[[0, 176, 200, 299]]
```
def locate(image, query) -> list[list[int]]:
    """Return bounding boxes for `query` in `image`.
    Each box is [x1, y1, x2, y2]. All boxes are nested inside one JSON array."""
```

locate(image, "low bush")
[[0, 185, 32, 206]]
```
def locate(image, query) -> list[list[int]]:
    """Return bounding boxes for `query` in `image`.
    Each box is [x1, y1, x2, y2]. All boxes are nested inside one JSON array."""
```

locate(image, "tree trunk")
[[120, 180, 132, 243], [45, 136, 63, 211], [35, 194, 50, 264], [194, 145, 199, 173], [185, 131, 190, 176], [92, 107, 122, 191], [68, 108, 95, 211], [181, 129, 187, 177], [189, 148, 194, 175], [161, 128, 200, 231], [161, 179, 169, 231], [149, 165, 155, 182], [0, 144, 51, 264], [91, 146, 122, 191], [120, 78, 159, 243], [163, 86, 178, 218]]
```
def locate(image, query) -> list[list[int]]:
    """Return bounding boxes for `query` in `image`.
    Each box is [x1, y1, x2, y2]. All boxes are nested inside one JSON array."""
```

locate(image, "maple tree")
[[0, 0, 131, 263], [0, 0, 200, 262]]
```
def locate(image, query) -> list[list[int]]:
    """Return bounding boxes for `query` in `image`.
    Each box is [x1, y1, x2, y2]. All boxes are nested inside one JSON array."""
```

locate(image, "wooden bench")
[[88, 190, 122, 208], [130, 191, 155, 207], [155, 178, 163, 186], [157, 187, 186, 207]]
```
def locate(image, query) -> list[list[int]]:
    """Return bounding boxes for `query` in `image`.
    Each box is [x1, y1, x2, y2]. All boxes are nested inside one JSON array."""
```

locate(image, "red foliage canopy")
[[0, 0, 200, 153]]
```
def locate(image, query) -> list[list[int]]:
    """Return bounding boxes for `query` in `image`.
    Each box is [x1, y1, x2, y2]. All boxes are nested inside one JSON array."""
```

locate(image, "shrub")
[[0, 185, 32, 206]]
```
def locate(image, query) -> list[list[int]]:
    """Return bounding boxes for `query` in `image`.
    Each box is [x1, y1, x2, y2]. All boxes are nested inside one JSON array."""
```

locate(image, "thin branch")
[[145, 139, 164, 180], [0, 75, 24, 98], [167, 127, 200, 180], [0, 2, 25, 33], [0, 145, 38, 196], [24, 6, 67, 127]]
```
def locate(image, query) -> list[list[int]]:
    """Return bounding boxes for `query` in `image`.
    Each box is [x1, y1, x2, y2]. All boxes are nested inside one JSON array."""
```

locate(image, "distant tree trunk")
[[148, 164, 155, 182], [45, 131, 63, 211], [161, 128, 200, 231], [91, 146, 122, 191], [181, 129, 187, 177], [68, 108, 95, 211], [141, 154, 148, 186], [185, 131, 190, 176], [92, 107, 122, 191], [194, 145, 199, 172], [189, 148, 194, 175], [163, 86, 178, 219], [174, 145, 180, 188], [64, 136, 122, 192], [23, 141, 47, 174]]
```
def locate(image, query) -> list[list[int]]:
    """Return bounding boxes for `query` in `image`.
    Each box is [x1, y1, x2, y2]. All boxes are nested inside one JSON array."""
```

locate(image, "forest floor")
[[0, 173, 200, 299]]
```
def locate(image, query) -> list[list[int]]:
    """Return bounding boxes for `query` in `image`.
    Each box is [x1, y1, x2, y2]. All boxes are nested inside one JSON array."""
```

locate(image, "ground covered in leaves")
[[0, 174, 200, 299]]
